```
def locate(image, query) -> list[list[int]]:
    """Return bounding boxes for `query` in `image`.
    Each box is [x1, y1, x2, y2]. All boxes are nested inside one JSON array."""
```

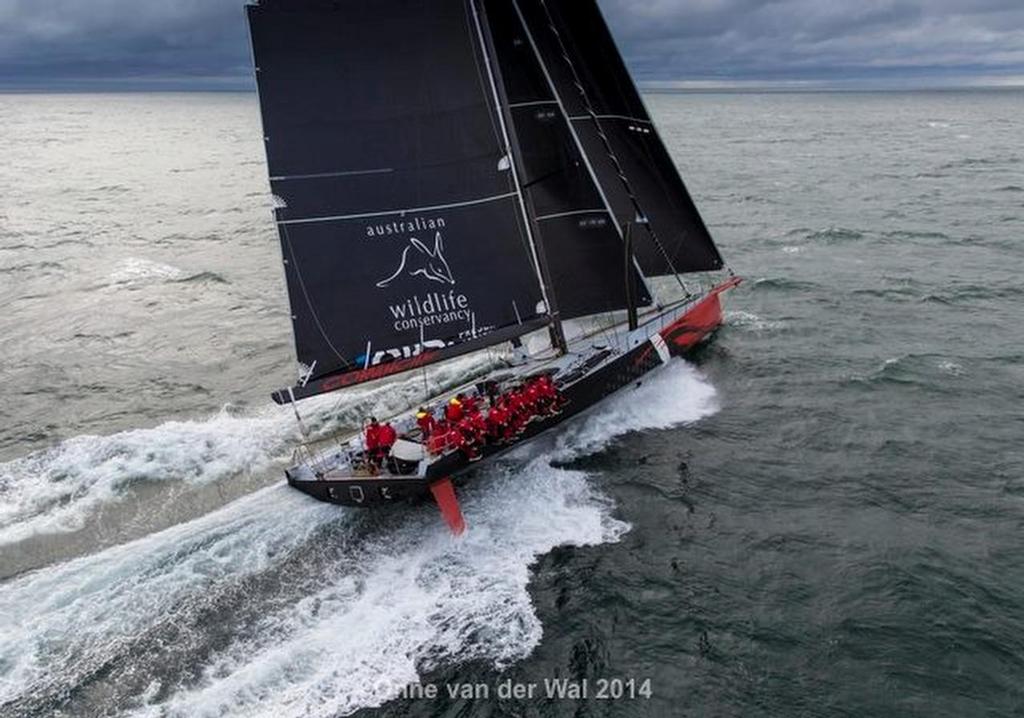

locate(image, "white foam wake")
[[0, 354, 501, 547], [125, 461, 623, 718], [0, 360, 719, 718], [0, 484, 338, 709], [0, 409, 292, 545]]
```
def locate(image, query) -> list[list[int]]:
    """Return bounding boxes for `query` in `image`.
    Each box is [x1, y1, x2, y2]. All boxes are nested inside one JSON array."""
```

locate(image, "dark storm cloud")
[[0, 0, 1021, 89], [0, 0, 250, 88], [600, 0, 1024, 85]]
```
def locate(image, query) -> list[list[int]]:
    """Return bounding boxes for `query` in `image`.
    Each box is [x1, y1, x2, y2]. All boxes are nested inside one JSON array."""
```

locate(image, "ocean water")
[[0, 90, 1022, 717]]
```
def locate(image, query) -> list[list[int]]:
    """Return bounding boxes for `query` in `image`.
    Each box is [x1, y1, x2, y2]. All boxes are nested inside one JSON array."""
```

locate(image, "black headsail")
[[478, 0, 652, 320], [247, 0, 552, 403], [511, 0, 725, 276]]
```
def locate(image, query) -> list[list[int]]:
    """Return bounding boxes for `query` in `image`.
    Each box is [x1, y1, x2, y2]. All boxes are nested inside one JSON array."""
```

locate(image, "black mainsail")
[[248, 0, 551, 402], [248, 0, 727, 404]]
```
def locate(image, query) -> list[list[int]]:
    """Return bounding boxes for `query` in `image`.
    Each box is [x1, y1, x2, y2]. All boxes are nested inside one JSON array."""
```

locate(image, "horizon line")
[[1, 73, 1023, 94]]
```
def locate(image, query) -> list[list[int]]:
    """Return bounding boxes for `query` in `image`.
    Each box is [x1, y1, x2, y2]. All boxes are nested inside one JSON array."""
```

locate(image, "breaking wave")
[[726, 310, 784, 333], [806, 227, 865, 243], [848, 354, 969, 389], [0, 361, 718, 718], [751, 277, 820, 293], [105, 260, 228, 287]]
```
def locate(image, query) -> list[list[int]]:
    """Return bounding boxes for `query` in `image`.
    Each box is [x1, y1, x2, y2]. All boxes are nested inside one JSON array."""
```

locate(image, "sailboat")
[[246, 0, 740, 534]]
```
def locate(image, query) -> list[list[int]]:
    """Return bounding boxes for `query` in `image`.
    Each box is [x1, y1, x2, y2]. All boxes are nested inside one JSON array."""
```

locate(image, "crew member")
[[483, 380, 500, 407], [486, 400, 509, 444], [416, 407, 437, 439], [525, 380, 542, 420], [378, 422, 397, 453], [458, 413, 482, 461], [365, 417, 382, 467], [445, 396, 464, 423], [506, 388, 527, 436], [427, 419, 450, 455], [446, 421, 466, 456], [469, 405, 487, 439]]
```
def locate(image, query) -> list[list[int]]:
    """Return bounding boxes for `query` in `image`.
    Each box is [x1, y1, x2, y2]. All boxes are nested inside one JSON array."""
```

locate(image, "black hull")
[[288, 325, 673, 507]]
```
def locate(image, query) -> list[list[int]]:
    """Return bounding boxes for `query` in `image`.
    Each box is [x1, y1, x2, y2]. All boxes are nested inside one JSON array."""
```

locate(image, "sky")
[[0, 0, 1022, 90]]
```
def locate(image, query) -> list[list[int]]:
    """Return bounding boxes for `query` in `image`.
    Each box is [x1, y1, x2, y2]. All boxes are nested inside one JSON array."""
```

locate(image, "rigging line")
[[461, 0, 507, 169], [520, 166, 569, 190], [280, 222, 354, 371], [508, 100, 559, 108], [270, 168, 394, 182], [535, 0, 692, 299]]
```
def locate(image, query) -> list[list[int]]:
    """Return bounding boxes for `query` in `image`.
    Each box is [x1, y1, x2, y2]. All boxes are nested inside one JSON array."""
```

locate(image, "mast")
[[624, 223, 639, 331], [469, 0, 567, 355]]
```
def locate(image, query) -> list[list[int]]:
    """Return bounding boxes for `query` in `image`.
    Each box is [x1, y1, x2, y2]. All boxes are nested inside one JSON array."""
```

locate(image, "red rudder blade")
[[429, 478, 466, 536]]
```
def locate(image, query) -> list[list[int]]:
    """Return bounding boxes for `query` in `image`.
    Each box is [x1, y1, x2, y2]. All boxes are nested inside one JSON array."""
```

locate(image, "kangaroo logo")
[[376, 232, 455, 288]]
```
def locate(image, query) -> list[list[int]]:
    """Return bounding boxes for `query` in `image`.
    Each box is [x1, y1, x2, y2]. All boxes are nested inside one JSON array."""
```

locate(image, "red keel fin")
[[429, 478, 466, 536]]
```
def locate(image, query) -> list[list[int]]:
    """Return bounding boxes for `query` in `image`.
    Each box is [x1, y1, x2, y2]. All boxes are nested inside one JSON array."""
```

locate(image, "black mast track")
[[470, 0, 568, 356]]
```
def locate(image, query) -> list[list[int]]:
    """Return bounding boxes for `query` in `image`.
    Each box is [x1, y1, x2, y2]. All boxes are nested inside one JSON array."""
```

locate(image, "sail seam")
[[568, 114, 652, 124], [508, 100, 559, 108], [277, 192, 518, 225], [534, 208, 608, 222], [270, 168, 394, 181]]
